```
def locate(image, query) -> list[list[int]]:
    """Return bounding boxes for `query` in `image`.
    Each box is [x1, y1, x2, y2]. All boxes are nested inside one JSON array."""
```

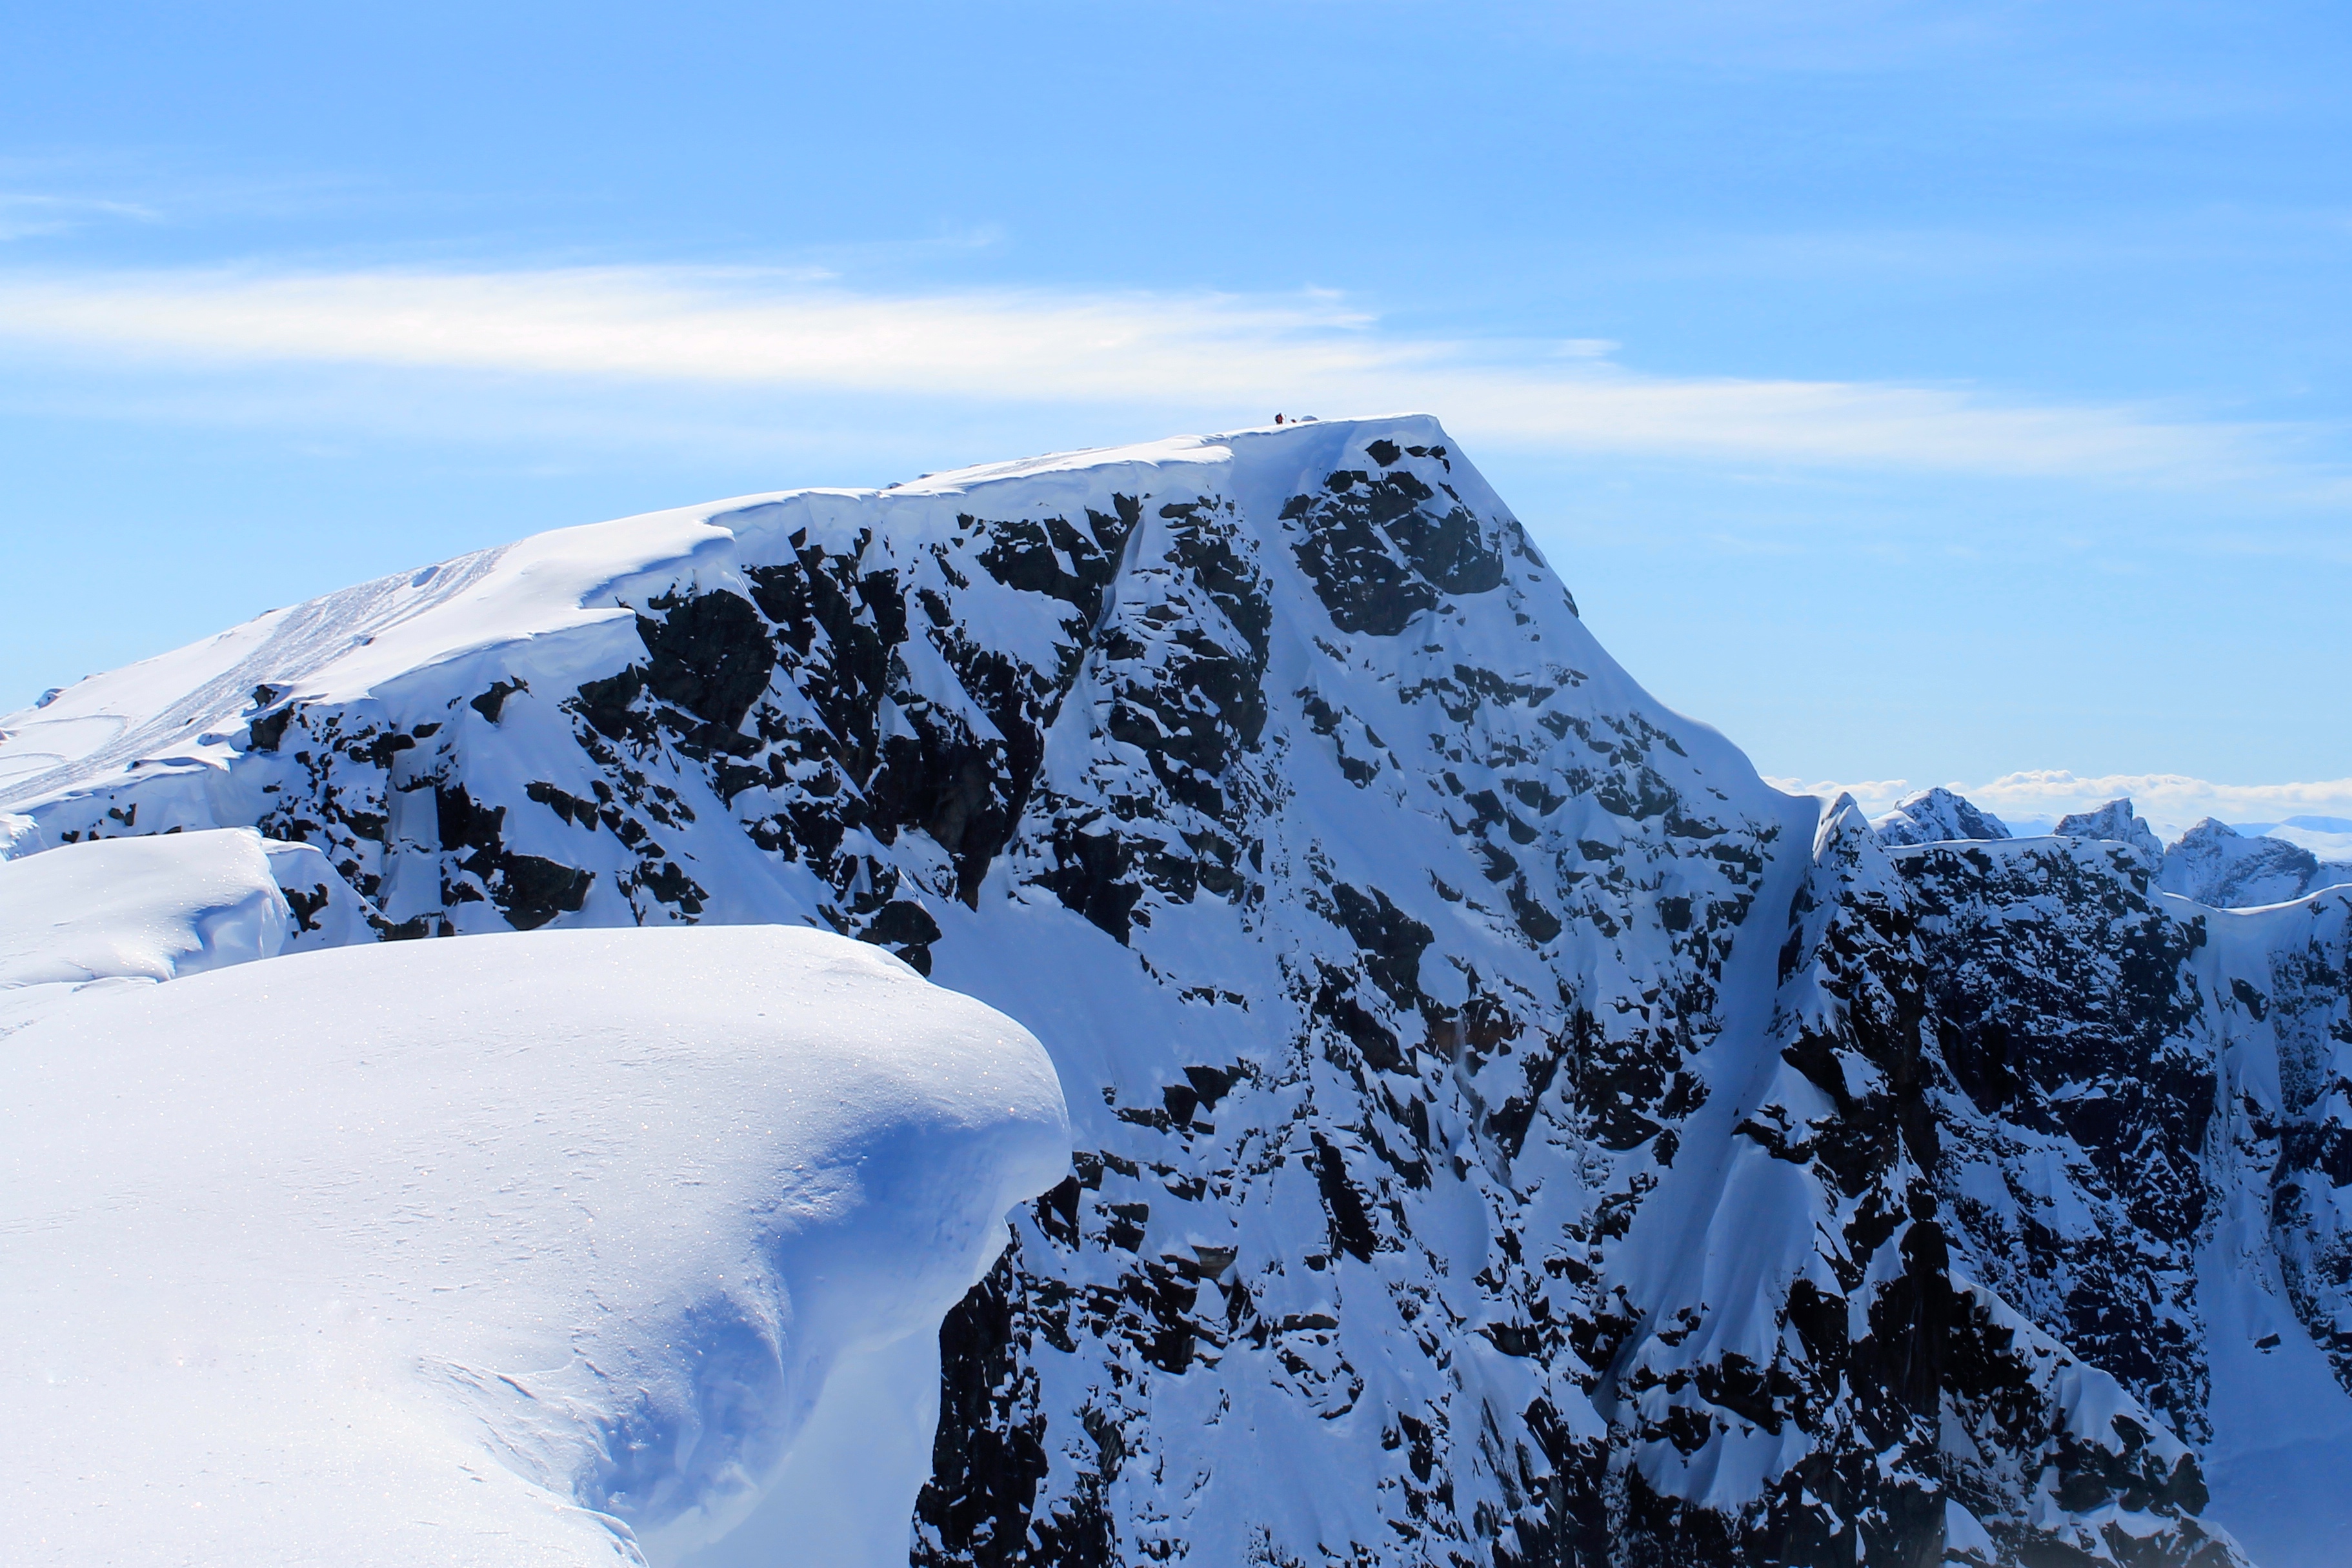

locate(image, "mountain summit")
[[5, 417, 2345, 1567]]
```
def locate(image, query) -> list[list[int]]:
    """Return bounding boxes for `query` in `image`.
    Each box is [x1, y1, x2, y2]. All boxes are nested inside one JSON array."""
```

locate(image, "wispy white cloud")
[[1765, 776, 1917, 810], [1765, 769, 2352, 831], [0, 194, 158, 241], [0, 265, 2322, 488]]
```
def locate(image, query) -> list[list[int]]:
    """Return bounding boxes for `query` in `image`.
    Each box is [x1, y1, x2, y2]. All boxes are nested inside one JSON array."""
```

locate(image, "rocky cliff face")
[[4, 417, 2344, 1567]]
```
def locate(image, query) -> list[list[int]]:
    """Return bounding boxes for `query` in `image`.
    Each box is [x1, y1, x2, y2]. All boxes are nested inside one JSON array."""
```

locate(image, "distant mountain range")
[[1875, 787, 2352, 909]]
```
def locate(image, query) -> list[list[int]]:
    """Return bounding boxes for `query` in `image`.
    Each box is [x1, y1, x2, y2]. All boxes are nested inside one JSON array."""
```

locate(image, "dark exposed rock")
[[434, 783, 592, 930], [862, 898, 943, 974], [1311, 1132, 1378, 1262], [1897, 836, 2215, 1436], [281, 880, 330, 932], [1038, 824, 1141, 943], [914, 1243, 1054, 1568], [636, 589, 774, 734], [247, 704, 296, 752], [469, 679, 527, 724], [1329, 883, 1432, 1007], [1284, 451, 1505, 636]]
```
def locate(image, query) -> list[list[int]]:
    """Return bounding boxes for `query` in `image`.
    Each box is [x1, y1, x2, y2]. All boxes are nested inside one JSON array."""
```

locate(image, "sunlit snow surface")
[[0, 925, 1069, 1566], [0, 827, 294, 988], [0, 827, 385, 1038]]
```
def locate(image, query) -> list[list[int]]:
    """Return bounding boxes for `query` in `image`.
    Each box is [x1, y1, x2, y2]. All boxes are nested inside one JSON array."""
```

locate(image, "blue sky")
[[3, 1, 2347, 825]]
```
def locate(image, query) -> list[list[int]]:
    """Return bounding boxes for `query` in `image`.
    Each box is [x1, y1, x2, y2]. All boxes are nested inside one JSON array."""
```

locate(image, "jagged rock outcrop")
[[6, 417, 2342, 1567], [2054, 798, 2166, 867]]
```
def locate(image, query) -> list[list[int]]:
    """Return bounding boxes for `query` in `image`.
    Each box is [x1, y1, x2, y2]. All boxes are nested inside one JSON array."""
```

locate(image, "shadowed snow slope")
[[0, 925, 1070, 1568], [5, 416, 2339, 1565]]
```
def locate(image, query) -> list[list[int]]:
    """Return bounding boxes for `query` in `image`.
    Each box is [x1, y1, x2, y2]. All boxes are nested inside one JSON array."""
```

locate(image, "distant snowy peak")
[[2257, 816, 2352, 867], [1871, 785, 2012, 845], [2160, 816, 2352, 910], [2054, 796, 2165, 863], [1880, 794, 2352, 911]]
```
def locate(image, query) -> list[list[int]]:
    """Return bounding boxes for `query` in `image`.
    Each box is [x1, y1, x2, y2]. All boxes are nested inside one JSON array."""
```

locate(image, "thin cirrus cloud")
[[0, 263, 2314, 487], [0, 194, 159, 241]]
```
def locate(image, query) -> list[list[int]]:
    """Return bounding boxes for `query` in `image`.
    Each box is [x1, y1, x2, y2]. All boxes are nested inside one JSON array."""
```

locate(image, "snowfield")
[[1, 923, 1070, 1567]]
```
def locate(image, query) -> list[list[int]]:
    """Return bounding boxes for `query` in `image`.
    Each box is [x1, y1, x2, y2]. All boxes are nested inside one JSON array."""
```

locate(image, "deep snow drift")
[[0, 826, 296, 989], [0, 824, 381, 1038], [1, 923, 1070, 1567]]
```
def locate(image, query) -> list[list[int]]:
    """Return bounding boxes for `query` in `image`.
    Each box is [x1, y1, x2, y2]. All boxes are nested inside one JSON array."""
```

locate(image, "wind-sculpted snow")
[[7, 416, 2340, 1564], [0, 925, 1071, 1568], [0, 809, 42, 858], [0, 825, 374, 1037], [0, 827, 292, 988]]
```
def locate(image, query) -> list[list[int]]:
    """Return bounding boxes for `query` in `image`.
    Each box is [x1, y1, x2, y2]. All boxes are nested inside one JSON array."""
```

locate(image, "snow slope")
[[1, 923, 1069, 1567], [5, 415, 2329, 1565]]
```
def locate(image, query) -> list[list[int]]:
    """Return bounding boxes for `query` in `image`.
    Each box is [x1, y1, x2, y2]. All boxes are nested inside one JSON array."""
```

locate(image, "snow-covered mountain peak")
[[1872, 784, 2013, 845], [2160, 815, 2352, 910], [5, 416, 2340, 1567], [2053, 794, 2165, 863]]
